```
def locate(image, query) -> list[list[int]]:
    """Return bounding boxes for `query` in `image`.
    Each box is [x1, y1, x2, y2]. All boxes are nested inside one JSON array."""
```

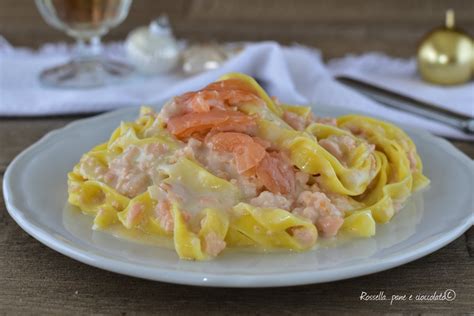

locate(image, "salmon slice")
[[174, 79, 264, 114], [209, 132, 295, 194], [316, 216, 344, 238], [167, 109, 257, 139], [251, 136, 272, 149], [208, 132, 266, 174], [256, 152, 295, 195]]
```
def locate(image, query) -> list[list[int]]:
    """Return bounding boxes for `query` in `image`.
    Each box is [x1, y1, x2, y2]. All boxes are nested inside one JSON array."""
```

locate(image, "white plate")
[[3, 105, 473, 287]]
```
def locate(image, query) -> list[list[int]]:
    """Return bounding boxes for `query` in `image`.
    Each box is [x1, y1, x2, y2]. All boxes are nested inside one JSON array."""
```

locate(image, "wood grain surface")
[[0, 115, 473, 314], [1, 0, 474, 58]]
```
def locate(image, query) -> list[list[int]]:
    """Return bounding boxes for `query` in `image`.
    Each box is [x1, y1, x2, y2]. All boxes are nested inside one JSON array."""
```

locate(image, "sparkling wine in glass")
[[35, 0, 133, 88]]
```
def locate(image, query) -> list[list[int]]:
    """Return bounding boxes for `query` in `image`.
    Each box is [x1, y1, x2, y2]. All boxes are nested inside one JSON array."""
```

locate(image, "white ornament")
[[125, 15, 179, 75]]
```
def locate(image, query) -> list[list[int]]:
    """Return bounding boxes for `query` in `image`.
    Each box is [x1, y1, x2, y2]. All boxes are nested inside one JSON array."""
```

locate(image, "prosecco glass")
[[35, 0, 133, 88]]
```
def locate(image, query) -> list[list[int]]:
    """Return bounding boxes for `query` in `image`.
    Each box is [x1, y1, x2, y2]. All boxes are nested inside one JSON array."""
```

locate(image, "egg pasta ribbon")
[[228, 203, 318, 251], [255, 117, 379, 196]]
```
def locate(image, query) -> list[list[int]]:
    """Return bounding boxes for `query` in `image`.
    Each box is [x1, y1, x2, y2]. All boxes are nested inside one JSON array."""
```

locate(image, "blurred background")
[[1, 0, 473, 59]]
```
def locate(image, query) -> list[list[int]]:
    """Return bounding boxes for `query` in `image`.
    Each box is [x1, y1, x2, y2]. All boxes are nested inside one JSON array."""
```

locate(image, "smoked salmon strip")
[[166, 109, 257, 139], [256, 152, 296, 195], [207, 132, 267, 174], [174, 79, 264, 114]]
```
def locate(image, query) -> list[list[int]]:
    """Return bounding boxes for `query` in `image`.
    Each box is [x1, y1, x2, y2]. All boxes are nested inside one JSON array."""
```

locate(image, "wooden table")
[[1, 0, 474, 59], [0, 115, 473, 314]]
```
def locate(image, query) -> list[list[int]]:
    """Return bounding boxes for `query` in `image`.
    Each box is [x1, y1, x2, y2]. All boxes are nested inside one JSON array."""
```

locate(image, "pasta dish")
[[67, 73, 429, 260]]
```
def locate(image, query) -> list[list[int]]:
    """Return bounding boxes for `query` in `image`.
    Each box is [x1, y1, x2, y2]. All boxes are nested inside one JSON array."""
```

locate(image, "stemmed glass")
[[35, 0, 133, 88]]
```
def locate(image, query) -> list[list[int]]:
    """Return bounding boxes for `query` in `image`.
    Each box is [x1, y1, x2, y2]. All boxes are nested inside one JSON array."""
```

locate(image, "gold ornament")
[[417, 9, 473, 85]]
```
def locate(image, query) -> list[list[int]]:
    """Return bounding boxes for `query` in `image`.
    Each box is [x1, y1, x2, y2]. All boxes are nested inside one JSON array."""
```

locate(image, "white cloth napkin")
[[0, 37, 473, 140], [327, 53, 474, 140]]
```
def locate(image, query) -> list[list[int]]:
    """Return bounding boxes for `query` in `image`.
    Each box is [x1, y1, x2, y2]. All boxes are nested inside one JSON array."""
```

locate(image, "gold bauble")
[[417, 9, 473, 85]]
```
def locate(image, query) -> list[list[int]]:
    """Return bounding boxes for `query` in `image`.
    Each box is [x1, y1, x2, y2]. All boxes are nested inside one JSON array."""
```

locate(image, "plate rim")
[[3, 105, 474, 287]]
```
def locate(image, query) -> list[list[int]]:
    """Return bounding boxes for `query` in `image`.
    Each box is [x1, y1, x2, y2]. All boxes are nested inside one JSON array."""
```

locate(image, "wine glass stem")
[[75, 36, 102, 61]]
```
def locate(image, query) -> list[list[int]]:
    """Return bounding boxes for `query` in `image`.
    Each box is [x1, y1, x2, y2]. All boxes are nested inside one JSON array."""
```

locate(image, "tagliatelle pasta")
[[67, 73, 429, 260]]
